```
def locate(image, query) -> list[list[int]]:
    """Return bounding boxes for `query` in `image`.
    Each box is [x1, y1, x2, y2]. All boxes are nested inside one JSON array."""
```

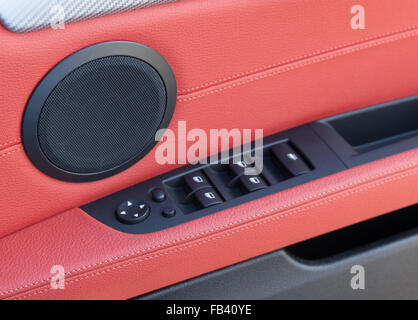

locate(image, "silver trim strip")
[[0, 0, 179, 33]]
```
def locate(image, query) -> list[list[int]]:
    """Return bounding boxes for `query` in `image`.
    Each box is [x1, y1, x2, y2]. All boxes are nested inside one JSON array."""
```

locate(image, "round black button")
[[162, 206, 176, 218], [116, 200, 150, 224], [151, 188, 166, 202]]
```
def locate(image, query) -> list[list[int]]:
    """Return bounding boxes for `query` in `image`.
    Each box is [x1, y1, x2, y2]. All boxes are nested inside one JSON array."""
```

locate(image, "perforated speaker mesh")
[[38, 55, 167, 174]]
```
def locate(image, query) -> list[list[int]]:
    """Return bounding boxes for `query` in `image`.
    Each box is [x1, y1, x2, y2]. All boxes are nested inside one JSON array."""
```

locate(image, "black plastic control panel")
[[82, 125, 347, 234], [82, 95, 418, 234]]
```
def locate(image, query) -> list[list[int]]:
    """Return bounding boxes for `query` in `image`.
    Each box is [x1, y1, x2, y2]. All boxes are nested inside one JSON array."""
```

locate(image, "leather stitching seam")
[[4, 159, 418, 299], [1, 28, 418, 152], [177, 28, 418, 102], [0, 145, 23, 158], [177, 24, 418, 94]]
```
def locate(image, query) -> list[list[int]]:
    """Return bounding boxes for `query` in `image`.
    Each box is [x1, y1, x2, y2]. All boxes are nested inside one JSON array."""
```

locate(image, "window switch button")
[[239, 175, 268, 192], [183, 172, 212, 194], [272, 143, 311, 176], [229, 160, 250, 178], [194, 188, 223, 208]]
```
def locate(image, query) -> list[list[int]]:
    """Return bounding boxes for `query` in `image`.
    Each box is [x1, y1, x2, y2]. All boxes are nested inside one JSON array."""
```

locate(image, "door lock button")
[[116, 200, 150, 224], [272, 143, 311, 176], [151, 188, 166, 202], [239, 175, 268, 193], [194, 188, 223, 208], [162, 206, 176, 218]]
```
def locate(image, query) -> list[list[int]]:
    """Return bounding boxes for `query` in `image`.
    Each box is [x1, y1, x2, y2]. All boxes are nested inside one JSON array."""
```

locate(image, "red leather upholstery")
[[0, 0, 418, 238], [1, 148, 417, 299], [1, 0, 418, 300]]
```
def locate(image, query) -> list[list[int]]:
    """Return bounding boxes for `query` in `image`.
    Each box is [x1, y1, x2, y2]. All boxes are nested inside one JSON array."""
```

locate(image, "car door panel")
[[1, 147, 417, 299], [0, 0, 418, 299]]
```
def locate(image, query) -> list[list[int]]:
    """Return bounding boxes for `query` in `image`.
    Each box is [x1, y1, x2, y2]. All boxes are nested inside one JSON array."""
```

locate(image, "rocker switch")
[[183, 172, 212, 194], [194, 188, 223, 208], [239, 175, 268, 193], [272, 143, 311, 176]]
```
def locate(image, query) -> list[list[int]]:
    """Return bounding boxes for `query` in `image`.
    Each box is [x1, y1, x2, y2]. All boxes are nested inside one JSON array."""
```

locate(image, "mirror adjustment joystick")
[[116, 200, 150, 224]]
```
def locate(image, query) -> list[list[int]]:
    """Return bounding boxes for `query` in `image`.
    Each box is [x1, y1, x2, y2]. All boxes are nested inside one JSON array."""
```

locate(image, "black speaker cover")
[[22, 41, 176, 182]]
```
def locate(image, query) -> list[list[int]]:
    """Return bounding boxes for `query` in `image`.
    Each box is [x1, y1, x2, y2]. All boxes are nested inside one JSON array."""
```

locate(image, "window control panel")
[[82, 125, 346, 234], [82, 97, 418, 234]]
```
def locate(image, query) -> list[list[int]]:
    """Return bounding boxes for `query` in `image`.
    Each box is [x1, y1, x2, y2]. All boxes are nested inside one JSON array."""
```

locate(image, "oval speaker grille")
[[38, 56, 166, 174]]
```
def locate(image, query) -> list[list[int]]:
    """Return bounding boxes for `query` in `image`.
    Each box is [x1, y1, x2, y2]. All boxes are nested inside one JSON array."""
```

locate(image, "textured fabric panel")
[[0, 0, 179, 33], [38, 56, 167, 173]]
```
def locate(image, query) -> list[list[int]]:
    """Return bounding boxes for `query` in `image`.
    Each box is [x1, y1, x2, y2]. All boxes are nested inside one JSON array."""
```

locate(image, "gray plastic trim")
[[0, 0, 179, 33], [140, 220, 418, 300]]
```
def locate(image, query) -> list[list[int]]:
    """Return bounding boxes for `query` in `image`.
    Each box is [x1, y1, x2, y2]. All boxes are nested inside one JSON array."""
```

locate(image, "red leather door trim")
[[0, 0, 418, 238], [1, 148, 417, 299], [1, 0, 418, 299]]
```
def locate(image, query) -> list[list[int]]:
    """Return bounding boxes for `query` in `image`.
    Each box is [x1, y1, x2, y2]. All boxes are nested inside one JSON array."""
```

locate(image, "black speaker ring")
[[22, 41, 177, 182]]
